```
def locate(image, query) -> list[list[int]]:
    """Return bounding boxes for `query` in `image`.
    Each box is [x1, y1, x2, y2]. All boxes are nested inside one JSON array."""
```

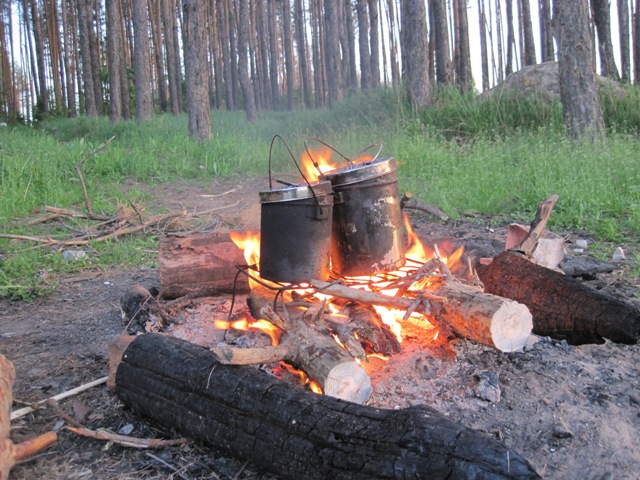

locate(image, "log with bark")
[[114, 334, 540, 480], [1, 355, 57, 480], [477, 250, 640, 344], [159, 233, 249, 299], [311, 279, 533, 352]]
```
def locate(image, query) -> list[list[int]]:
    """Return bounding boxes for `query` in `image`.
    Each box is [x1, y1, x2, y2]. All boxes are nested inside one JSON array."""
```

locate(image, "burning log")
[[311, 279, 533, 352], [1, 356, 57, 480], [159, 233, 248, 300], [114, 334, 540, 480], [477, 251, 640, 344]]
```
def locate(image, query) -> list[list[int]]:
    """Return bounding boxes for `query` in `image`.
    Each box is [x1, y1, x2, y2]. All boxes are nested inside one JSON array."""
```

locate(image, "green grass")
[[2, 88, 640, 299]]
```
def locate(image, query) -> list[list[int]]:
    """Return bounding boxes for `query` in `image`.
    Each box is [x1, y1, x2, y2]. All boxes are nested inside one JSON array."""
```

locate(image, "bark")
[[505, 0, 515, 76], [356, 0, 371, 90], [477, 0, 490, 91], [218, 0, 234, 110], [539, 0, 555, 62], [182, 0, 211, 141], [324, 0, 343, 105], [237, 0, 257, 122], [132, 0, 152, 121], [618, 0, 631, 82], [311, 0, 326, 106], [162, 0, 181, 114], [520, 0, 536, 65], [345, 0, 359, 90], [367, 0, 380, 88], [77, 0, 96, 116], [635, 0, 640, 83], [255, 0, 270, 108], [86, 0, 103, 115], [267, 0, 279, 109], [401, 0, 430, 107], [494, 0, 504, 82], [106, 0, 125, 122], [115, 334, 540, 480], [31, 0, 48, 115], [385, 0, 400, 86], [478, 251, 640, 345], [555, 0, 605, 140], [282, 0, 295, 110], [294, 0, 312, 108], [590, 0, 620, 79], [456, 0, 472, 92], [227, 0, 240, 110], [44, 0, 63, 113], [429, 0, 451, 85]]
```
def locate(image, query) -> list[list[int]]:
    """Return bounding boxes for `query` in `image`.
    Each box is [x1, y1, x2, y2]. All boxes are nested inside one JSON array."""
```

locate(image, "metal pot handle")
[[304, 137, 350, 177], [348, 143, 383, 167], [268, 135, 321, 206]]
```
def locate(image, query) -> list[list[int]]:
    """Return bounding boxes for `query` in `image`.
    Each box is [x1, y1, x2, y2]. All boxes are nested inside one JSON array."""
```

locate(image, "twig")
[[75, 135, 116, 216], [127, 199, 145, 225], [65, 426, 188, 449], [145, 452, 192, 480], [45, 399, 85, 428], [11, 376, 108, 421]]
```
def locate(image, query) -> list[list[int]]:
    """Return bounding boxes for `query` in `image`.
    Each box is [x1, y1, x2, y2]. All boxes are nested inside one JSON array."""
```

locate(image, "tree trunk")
[[237, 0, 256, 122], [294, 0, 312, 108], [44, 0, 64, 113], [505, 0, 515, 76], [555, 0, 605, 140], [87, 0, 104, 115], [477, 0, 490, 91], [368, 0, 380, 88], [539, 0, 555, 62], [618, 0, 631, 82], [345, 0, 359, 90], [267, 0, 279, 109], [282, 0, 295, 110], [478, 251, 640, 345], [356, 0, 371, 90], [401, 0, 430, 107], [324, 0, 343, 105], [77, 0, 97, 116], [385, 0, 400, 86], [520, 0, 536, 66], [162, 0, 181, 115], [635, 0, 640, 84], [590, 0, 620, 79], [182, 0, 211, 141], [31, 0, 48, 116], [115, 334, 540, 480], [218, 0, 234, 110], [132, 0, 152, 121], [455, 0, 472, 92], [106, 0, 124, 122], [429, 0, 452, 86]]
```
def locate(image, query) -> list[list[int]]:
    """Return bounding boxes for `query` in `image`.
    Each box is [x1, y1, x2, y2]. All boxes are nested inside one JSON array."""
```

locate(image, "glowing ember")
[[279, 362, 323, 394], [213, 317, 281, 346]]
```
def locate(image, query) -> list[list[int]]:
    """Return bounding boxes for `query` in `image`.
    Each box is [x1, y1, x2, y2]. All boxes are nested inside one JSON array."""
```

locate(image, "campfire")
[[109, 145, 639, 480]]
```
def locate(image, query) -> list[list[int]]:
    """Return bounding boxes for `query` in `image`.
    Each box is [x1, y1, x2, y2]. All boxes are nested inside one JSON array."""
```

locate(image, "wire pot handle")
[[348, 143, 383, 167], [304, 137, 350, 177], [268, 135, 320, 205]]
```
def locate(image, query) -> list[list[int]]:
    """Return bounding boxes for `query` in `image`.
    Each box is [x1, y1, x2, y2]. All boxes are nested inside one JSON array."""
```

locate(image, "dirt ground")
[[1, 176, 639, 480]]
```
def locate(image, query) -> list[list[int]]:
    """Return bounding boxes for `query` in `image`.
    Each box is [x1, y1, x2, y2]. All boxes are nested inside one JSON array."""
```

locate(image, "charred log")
[[115, 334, 540, 480], [477, 251, 640, 344]]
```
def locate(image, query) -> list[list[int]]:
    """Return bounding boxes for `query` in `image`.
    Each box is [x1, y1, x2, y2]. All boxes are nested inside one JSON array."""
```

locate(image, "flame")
[[309, 380, 323, 394], [279, 362, 323, 394], [300, 146, 342, 182], [230, 230, 261, 289], [214, 317, 282, 346]]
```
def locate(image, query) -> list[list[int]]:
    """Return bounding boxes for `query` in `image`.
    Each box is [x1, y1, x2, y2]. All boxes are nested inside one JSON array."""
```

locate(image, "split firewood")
[[511, 194, 559, 257], [477, 250, 640, 344], [1, 356, 58, 480], [159, 233, 249, 299], [506, 223, 565, 270], [114, 334, 540, 480], [311, 279, 533, 352]]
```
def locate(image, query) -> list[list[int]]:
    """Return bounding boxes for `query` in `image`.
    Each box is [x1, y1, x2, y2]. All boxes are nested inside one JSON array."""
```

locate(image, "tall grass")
[[2, 87, 640, 298]]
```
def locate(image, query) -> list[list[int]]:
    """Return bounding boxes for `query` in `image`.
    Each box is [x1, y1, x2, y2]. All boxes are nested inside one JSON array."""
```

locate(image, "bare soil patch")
[[1, 176, 639, 480]]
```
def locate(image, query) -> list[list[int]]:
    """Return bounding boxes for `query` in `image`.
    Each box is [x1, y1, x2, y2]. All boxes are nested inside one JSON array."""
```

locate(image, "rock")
[[472, 371, 501, 403], [575, 239, 589, 249], [612, 247, 626, 261], [62, 250, 87, 261]]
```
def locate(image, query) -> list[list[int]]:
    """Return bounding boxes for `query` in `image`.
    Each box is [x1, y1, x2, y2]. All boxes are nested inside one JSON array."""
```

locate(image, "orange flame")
[[230, 230, 261, 289], [214, 317, 282, 346], [300, 146, 342, 182]]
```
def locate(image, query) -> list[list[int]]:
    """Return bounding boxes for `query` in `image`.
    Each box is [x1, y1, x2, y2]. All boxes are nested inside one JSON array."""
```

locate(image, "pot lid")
[[259, 179, 333, 203], [320, 157, 397, 187]]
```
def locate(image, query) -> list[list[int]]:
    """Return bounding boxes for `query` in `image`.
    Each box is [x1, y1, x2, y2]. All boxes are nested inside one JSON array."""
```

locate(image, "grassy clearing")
[[2, 88, 639, 299]]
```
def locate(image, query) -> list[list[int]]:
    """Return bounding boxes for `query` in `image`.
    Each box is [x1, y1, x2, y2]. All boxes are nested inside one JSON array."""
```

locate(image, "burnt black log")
[[115, 334, 539, 480], [478, 251, 640, 344]]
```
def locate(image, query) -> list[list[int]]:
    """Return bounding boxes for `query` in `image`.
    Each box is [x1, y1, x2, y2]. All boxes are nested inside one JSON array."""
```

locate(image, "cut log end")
[[324, 361, 373, 404], [491, 301, 534, 352]]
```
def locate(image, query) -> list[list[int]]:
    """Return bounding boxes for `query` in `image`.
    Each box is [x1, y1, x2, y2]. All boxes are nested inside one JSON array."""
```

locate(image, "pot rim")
[[320, 157, 397, 188], [259, 179, 333, 204]]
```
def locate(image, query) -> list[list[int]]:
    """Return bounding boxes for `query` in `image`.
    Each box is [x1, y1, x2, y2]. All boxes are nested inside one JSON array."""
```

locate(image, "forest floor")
[[1, 176, 639, 480]]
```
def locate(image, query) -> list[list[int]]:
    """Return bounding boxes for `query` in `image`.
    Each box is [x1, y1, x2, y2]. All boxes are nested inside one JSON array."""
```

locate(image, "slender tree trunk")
[[182, 0, 211, 141], [207, 2, 222, 109], [227, 0, 239, 110], [555, 0, 605, 140], [62, 0, 77, 115], [106, 0, 124, 121], [162, 0, 180, 114], [148, 0, 167, 112], [345, 0, 358, 90], [31, 0, 48, 116], [455, 0, 472, 92], [87, 0, 103, 115], [590, 0, 620, 79], [324, 0, 344, 105], [478, 0, 490, 91], [495, 0, 504, 82], [356, 0, 371, 90], [282, 0, 295, 110], [132, 0, 153, 121], [539, 0, 554, 62], [401, 0, 430, 107], [238, 0, 256, 122], [44, 0, 63, 113], [386, 0, 399, 86], [267, 0, 279, 109], [505, 0, 515, 76], [430, 0, 452, 85], [77, 0, 97, 116], [635, 0, 640, 83], [218, 0, 234, 110], [618, 0, 631, 82], [295, 0, 312, 108], [520, 0, 536, 65], [368, 0, 380, 88]]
